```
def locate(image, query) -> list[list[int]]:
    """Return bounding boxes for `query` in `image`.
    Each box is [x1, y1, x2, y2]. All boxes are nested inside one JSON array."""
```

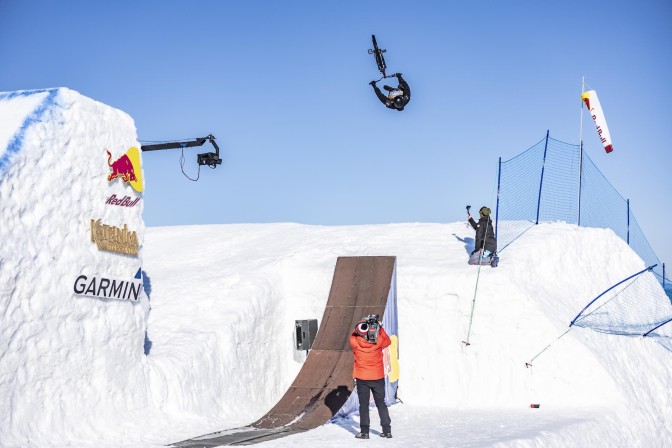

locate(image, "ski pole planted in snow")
[[462, 213, 492, 346], [524, 328, 572, 367]]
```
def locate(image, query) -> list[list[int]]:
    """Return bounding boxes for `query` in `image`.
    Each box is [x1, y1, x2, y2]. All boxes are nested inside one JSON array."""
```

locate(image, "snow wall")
[[0, 88, 149, 442]]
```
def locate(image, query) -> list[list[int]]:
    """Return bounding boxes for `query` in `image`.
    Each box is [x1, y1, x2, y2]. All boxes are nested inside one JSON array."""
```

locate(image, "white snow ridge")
[[1, 89, 671, 447]]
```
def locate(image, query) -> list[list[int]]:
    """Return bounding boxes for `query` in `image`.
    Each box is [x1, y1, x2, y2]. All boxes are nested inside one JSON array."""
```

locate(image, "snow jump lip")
[[171, 256, 396, 447]]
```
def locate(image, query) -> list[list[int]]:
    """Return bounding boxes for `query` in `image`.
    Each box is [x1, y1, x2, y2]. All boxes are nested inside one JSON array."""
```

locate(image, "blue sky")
[[1, 0, 670, 261]]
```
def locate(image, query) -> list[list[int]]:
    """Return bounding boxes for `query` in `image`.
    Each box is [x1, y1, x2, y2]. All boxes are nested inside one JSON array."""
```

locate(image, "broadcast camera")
[[197, 151, 222, 168], [362, 314, 381, 344]]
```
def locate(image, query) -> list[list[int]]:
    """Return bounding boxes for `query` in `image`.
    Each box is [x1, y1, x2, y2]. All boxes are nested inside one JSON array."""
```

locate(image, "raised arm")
[[377, 326, 391, 350], [370, 81, 390, 106]]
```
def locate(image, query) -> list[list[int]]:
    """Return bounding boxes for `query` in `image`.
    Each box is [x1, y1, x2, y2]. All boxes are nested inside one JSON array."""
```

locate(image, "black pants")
[[356, 378, 391, 433]]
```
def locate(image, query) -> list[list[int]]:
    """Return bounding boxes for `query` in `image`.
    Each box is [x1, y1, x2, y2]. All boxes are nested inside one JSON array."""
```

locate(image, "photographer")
[[467, 205, 498, 266], [349, 315, 392, 439]]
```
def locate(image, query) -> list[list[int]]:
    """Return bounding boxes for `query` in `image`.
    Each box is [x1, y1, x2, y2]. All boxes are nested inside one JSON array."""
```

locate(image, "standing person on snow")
[[369, 73, 410, 111], [468, 206, 498, 265], [349, 316, 393, 439]]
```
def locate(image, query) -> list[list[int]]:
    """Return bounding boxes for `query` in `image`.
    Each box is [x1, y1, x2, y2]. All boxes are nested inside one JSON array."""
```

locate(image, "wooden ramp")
[[171, 256, 396, 447]]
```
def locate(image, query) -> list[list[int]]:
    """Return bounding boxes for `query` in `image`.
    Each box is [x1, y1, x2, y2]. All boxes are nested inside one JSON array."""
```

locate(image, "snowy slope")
[[1, 213, 671, 446], [133, 222, 670, 448]]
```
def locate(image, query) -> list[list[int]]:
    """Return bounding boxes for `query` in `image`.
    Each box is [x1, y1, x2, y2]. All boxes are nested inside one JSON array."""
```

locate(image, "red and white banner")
[[581, 90, 613, 153]]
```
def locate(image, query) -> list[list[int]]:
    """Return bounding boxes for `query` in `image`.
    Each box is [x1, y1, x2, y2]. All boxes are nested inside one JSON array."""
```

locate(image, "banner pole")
[[579, 77, 585, 144], [578, 77, 585, 226]]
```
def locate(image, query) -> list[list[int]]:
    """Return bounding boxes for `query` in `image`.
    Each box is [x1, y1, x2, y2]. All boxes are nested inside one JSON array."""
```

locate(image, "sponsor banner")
[[73, 273, 142, 302], [90, 218, 139, 256], [105, 194, 141, 208], [381, 262, 399, 404], [106, 147, 143, 192], [581, 90, 614, 153]]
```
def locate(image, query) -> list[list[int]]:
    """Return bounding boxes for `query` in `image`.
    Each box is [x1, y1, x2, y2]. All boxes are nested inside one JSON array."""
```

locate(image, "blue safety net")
[[571, 267, 670, 334], [496, 132, 670, 301]]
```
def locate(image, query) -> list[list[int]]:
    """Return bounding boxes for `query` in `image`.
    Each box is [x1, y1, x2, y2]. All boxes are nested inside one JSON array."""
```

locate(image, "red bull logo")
[[106, 147, 143, 193], [105, 194, 140, 208]]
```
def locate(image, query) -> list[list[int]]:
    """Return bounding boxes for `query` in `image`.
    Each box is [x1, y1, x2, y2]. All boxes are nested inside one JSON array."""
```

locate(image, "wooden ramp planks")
[[171, 256, 396, 447]]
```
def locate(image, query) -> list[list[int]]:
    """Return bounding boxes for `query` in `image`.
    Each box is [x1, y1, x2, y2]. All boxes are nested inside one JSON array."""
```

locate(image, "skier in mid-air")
[[369, 73, 411, 112]]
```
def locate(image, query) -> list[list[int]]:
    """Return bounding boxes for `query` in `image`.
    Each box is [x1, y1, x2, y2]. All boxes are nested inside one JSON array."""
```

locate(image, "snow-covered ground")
[[134, 222, 669, 448], [2, 89, 671, 447]]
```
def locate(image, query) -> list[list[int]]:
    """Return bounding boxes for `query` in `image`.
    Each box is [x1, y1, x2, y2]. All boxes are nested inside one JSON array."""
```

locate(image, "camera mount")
[[141, 134, 222, 168]]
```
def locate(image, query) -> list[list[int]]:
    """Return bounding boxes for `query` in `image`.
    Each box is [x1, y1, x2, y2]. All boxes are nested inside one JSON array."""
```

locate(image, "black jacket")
[[372, 74, 411, 111], [469, 215, 497, 254]]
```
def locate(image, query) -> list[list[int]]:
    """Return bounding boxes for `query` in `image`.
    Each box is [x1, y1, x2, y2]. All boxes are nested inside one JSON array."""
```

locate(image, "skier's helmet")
[[393, 96, 405, 110], [355, 321, 369, 336]]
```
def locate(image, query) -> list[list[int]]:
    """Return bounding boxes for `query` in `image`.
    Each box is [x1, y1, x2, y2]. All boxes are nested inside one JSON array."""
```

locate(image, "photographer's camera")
[[364, 314, 380, 343]]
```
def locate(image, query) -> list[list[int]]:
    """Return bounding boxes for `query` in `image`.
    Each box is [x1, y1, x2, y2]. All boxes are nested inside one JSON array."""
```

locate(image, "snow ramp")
[[172, 256, 399, 446]]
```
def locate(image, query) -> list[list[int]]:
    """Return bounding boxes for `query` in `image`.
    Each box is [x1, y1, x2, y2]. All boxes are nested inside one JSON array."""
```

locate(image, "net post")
[[495, 157, 502, 241], [627, 199, 630, 245], [535, 130, 550, 225]]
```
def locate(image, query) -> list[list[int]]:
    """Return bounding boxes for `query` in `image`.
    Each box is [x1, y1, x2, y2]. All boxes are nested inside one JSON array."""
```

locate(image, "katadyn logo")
[[90, 218, 139, 256], [106, 147, 143, 192], [73, 269, 143, 302]]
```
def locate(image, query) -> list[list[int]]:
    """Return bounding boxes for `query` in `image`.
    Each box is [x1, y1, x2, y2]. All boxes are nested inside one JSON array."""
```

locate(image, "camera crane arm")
[[140, 134, 222, 167]]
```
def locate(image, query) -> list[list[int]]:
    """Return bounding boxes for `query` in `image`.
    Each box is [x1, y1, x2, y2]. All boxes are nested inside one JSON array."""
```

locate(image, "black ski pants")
[[356, 378, 391, 434]]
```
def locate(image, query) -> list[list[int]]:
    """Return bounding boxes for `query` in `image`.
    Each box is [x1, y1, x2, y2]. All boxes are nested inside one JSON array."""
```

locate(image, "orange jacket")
[[350, 326, 391, 380]]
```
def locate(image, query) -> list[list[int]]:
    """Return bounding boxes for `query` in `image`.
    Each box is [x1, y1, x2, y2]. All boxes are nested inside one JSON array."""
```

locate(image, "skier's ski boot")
[[355, 432, 370, 439], [380, 432, 393, 438]]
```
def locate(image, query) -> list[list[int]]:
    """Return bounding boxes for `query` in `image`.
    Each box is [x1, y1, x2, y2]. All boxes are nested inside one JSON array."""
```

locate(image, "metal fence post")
[[627, 199, 630, 245], [536, 130, 550, 225], [495, 157, 502, 241]]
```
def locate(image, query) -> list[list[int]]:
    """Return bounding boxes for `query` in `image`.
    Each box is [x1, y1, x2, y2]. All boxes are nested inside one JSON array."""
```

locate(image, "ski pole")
[[525, 328, 572, 367], [463, 257, 483, 346], [463, 215, 491, 346]]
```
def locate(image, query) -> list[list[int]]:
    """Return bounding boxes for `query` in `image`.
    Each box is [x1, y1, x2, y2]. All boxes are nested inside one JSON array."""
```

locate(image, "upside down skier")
[[467, 206, 498, 266], [369, 73, 411, 111]]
